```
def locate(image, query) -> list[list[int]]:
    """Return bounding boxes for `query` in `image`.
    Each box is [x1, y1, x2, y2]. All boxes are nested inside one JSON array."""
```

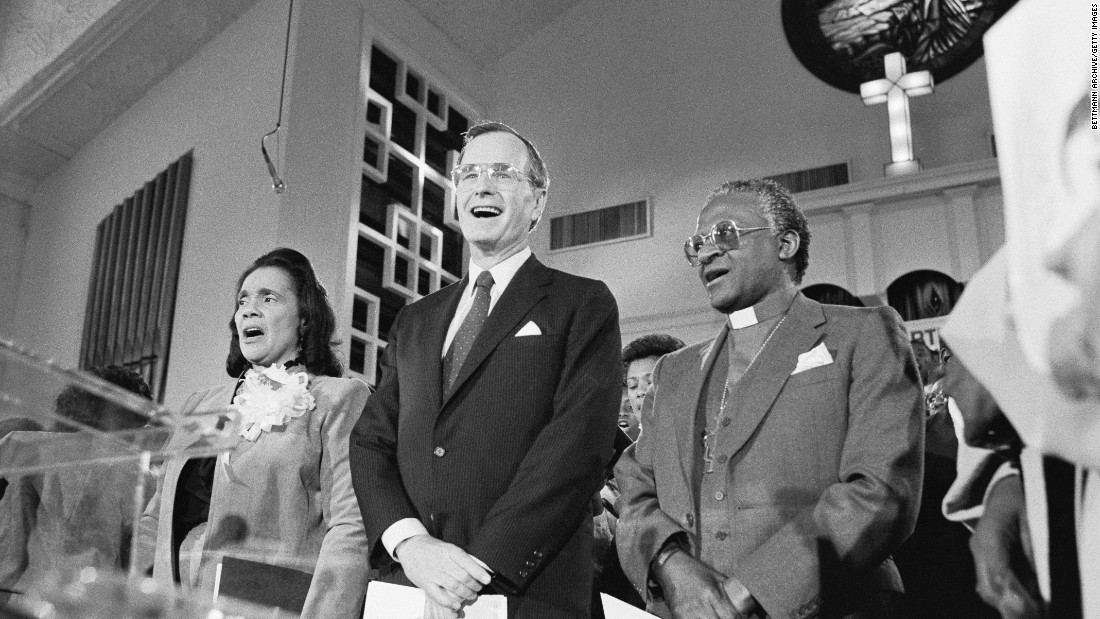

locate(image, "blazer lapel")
[[168, 382, 239, 456], [442, 255, 550, 406], [726, 295, 825, 458], [425, 278, 465, 409], [676, 325, 728, 493]]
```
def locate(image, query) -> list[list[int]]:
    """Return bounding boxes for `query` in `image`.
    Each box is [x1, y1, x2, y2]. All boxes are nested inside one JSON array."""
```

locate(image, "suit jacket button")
[[518, 569, 529, 578], [715, 530, 728, 541], [524, 559, 535, 568], [533, 550, 544, 558], [433, 446, 446, 457], [685, 513, 694, 527]]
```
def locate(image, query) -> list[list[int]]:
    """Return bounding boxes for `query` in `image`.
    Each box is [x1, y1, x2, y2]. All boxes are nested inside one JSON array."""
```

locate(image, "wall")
[[486, 0, 1000, 344], [361, 0, 490, 101], [0, 195, 30, 334], [616, 162, 1004, 346], [6, 0, 1005, 396], [7, 0, 490, 409], [0, 0, 119, 101], [12, 0, 285, 409]]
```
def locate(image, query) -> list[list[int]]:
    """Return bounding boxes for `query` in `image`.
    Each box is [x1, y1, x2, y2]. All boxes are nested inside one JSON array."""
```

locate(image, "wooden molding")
[[796, 158, 1001, 214]]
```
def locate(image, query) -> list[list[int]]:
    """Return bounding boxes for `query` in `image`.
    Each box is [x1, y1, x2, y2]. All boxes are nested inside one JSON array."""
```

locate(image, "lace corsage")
[[231, 363, 316, 441]]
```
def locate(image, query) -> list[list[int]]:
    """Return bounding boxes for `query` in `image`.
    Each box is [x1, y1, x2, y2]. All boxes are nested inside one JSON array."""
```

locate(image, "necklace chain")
[[702, 314, 787, 473]]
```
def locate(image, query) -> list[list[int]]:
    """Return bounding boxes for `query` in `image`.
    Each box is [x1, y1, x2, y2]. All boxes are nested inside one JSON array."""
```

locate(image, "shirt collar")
[[466, 246, 532, 297], [728, 287, 798, 330]]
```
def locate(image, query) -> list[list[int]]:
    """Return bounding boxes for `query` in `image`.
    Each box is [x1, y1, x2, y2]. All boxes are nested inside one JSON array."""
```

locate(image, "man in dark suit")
[[349, 122, 622, 618], [615, 179, 924, 619]]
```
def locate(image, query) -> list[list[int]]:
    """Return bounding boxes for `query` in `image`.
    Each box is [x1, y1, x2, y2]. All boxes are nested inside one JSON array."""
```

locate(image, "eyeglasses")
[[450, 163, 538, 192], [684, 220, 772, 266]]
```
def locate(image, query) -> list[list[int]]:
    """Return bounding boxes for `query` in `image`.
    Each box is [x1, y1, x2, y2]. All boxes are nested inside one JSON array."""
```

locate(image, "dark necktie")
[[444, 270, 494, 391]]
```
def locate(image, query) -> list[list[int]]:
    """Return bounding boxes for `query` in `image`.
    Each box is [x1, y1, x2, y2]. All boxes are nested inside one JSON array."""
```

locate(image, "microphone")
[[261, 130, 286, 194]]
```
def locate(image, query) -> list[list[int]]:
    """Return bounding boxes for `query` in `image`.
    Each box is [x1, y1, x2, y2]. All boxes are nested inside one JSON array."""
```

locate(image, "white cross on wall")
[[861, 52, 934, 176]]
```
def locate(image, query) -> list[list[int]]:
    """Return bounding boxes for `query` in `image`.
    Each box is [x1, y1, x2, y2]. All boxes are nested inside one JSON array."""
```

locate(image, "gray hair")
[[705, 178, 811, 283]]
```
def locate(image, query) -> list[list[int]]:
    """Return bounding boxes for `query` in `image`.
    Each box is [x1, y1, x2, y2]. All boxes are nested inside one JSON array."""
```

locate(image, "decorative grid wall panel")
[[79, 151, 192, 401], [349, 42, 474, 385]]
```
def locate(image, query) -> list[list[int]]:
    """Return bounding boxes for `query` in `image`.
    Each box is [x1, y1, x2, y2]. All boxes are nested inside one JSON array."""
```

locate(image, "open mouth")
[[471, 206, 502, 218], [242, 326, 264, 340], [618, 419, 631, 428], [704, 267, 728, 284]]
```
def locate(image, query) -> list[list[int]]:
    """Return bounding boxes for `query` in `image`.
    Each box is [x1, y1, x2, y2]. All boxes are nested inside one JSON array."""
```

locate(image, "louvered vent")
[[550, 199, 650, 250], [762, 163, 849, 193]]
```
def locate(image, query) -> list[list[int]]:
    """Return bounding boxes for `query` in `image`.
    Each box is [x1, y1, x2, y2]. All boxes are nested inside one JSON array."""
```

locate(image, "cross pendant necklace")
[[701, 314, 787, 474]]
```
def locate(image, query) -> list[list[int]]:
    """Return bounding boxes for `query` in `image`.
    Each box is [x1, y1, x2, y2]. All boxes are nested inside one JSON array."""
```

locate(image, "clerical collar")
[[728, 288, 798, 330]]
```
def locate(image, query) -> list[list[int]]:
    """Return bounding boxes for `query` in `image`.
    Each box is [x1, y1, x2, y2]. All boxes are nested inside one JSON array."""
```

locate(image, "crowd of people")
[[0, 120, 1096, 619]]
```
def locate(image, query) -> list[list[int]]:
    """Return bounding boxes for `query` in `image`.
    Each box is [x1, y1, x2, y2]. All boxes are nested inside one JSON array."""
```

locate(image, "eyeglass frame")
[[684, 219, 774, 266], [449, 162, 542, 192]]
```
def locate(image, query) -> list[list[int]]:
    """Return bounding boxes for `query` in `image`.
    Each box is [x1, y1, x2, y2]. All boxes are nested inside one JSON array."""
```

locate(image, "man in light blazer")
[[615, 179, 924, 619], [349, 122, 621, 618]]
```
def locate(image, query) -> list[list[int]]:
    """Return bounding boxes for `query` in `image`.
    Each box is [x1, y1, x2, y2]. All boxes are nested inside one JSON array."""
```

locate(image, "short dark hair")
[[461, 121, 549, 191], [705, 179, 811, 283], [226, 248, 342, 378], [910, 339, 933, 354], [623, 334, 686, 366], [54, 365, 152, 431]]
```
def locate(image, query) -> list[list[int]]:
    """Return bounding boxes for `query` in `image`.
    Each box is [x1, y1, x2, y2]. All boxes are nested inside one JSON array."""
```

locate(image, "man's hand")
[[970, 475, 1045, 619], [653, 550, 744, 619], [423, 597, 461, 619], [398, 534, 491, 612]]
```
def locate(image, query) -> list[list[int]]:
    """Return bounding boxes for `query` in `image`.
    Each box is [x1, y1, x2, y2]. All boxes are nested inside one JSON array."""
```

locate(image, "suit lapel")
[[726, 295, 825, 458], [168, 382, 238, 456], [425, 277, 466, 409], [676, 325, 728, 493], [441, 255, 550, 406]]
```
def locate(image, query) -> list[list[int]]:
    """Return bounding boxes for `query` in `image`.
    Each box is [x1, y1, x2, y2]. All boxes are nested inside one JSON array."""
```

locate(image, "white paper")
[[600, 594, 659, 618], [363, 581, 506, 619]]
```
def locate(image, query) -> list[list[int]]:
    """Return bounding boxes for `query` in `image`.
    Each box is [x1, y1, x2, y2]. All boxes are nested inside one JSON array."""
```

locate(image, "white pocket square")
[[791, 342, 832, 375], [515, 321, 542, 337]]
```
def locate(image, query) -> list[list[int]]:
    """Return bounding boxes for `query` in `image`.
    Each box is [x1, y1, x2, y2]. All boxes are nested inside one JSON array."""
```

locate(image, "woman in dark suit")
[[140, 248, 370, 617]]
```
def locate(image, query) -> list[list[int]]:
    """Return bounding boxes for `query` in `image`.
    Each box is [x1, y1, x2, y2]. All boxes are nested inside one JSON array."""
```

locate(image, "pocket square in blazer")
[[791, 342, 833, 375], [515, 321, 542, 336]]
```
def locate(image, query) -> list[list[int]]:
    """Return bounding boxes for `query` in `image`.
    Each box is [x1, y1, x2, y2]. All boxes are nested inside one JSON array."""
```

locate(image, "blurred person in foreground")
[[615, 179, 924, 619], [938, 82, 1100, 618], [937, 337, 1042, 619], [893, 339, 997, 619], [140, 248, 371, 617], [0, 366, 156, 604]]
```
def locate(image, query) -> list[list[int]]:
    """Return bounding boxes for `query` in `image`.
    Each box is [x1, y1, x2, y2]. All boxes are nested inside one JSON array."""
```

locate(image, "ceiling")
[[0, 0, 259, 203], [400, 0, 585, 63], [0, 0, 579, 204]]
